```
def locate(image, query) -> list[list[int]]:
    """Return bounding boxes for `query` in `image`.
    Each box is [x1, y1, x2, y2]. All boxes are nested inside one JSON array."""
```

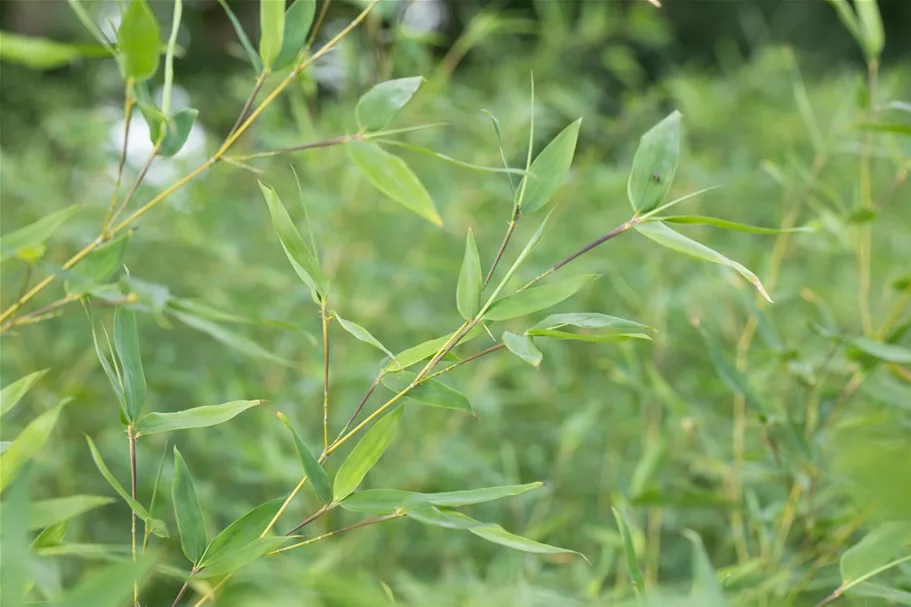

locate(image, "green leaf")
[[826, 0, 862, 47], [627, 110, 681, 213], [275, 412, 332, 504], [333, 407, 403, 501], [65, 231, 132, 297], [341, 482, 543, 513], [407, 505, 584, 559], [216, 0, 262, 72], [356, 77, 424, 131], [659, 215, 813, 235], [194, 536, 289, 579], [1, 369, 49, 417], [32, 521, 68, 549], [381, 372, 473, 413], [855, 0, 884, 61], [698, 326, 768, 418], [852, 122, 911, 136], [517, 118, 582, 213], [682, 530, 726, 604], [850, 338, 911, 364], [482, 211, 553, 309], [66, 0, 114, 52], [1, 470, 30, 607], [456, 229, 483, 320], [634, 221, 772, 302], [849, 582, 911, 604], [259, 181, 328, 303], [613, 507, 645, 596], [372, 140, 527, 175], [841, 523, 911, 587], [383, 325, 485, 373], [28, 496, 114, 531], [170, 310, 293, 367], [134, 400, 265, 437], [273, 0, 316, 70], [347, 140, 442, 226], [198, 497, 284, 569], [172, 448, 207, 563], [86, 311, 126, 420], [117, 0, 160, 81], [85, 437, 169, 538], [0, 32, 108, 71], [49, 558, 155, 607], [531, 312, 653, 333], [113, 307, 146, 422], [0, 401, 65, 493], [334, 312, 395, 360], [485, 274, 600, 322], [259, 0, 285, 69], [0, 205, 80, 263], [502, 331, 542, 367], [157, 107, 198, 156], [528, 330, 651, 344]]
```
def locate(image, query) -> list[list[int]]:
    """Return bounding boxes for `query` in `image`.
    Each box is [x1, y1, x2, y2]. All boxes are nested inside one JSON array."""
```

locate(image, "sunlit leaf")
[[457, 229, 483, 320], [502, 331, 542, 367], [172, 448, 207, 563], [33, 521, 68, 549], [613, 507, 645, 596], [134, 400, 265, 437], [28, 496, 114, 531], [334, 312, 395, 360], [0, 401, 65, 493], [1, 369, 49, 417], [841, 522, 911, 587], [659, 215, 813, 235], [276, 412, 331, 504], [628, 111, 681, 213], [382, 372, 473, 413], [485, 274, 600, 322], [333, 407, 403, 501], [258, 0, 285, 69], [518, 118, 582, 213], [198, 498, 284, 569], [273, 0, 316, 69], [116, 0, 160, 81], [341, 482, 544, 513], [66, 0, 114, 52], [850, 338, 911, 364], [855, 0, 884, 61], [356, 77, 424, 131], [0, 205, 80, 263]]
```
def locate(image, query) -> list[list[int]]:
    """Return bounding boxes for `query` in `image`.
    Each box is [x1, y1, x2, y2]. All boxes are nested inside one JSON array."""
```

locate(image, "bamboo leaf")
[[1, 470, 30, 606], [158, 107, 198, 157], [518, 118, 582, 213], [485, 274, 600, 322], [334, 312, 395, 360], [64, 232, 131, 297], [383, 325, 485, 373], [197, 497, 285, 569], [841, 523, 911, 589], [134, 400, 266, 437], [613, 507, 645, 596], [172, 448, 207, 563], [381, 372, 473, 413], [333, 407, 403, 501], [113, 307, 146, 422], [194, 536, 289, 579], [1, 369, 49, 417], [502, 331, 542, 367], [273, 0, 316, 69], [28, 496, 114, 531], [259, 0, 285, 69], [659, 215, 813, 235], [849, 338, 911, 364], [627, 110, 681, 213], [341, 482, 543, 513], [356, 76, 424, 131], [0, 205, 80, 263], [116, 0, 160, 81], [531, 312, 653, 333], [698, 326, 768, 418], [456, 229, 483, 320], [372, 140, 527, 175], [276, 412, 332, 504], [216, 0, 261, 72], [682, 529, 726, 604], [0, 401, 65, 493]]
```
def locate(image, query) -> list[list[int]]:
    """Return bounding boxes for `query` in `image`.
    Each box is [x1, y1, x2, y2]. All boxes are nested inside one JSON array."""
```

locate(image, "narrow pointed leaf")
[[64, 231, 131, 297], [1, 369, 49, 417], [457, 229, 482, 319], [682, 529, 725, 603], [532, 313, 653, 333], [628, 110, 681, 212], [198, 497, 285, 569], [613, 507, 645, 596], [356, 77, 423, 131], [117, 0, 160, 81], [484, 211, 553, 306], [341, 482, 544, 513], [849, 338, 911, 364], [659, 215, 813, 235], [635, 221, 772, 302], [334, 312, 395, 360], [276, 412, 331, 504], [382, 372, 473, 413], [158, 108, 198, 157], [855, 0, 884, 60], [172, 448, 207, 563], [273, 0, 316, 69], [373, 140, 527, 175], [1, 470, 30, 607], [383, 325, 485, 373], [347, 140, 442, 226], [528, 330, 651, 344], [485, 274, 600, 322], [66, 0, 114, 51], [258, 0, 285, 69], [849, 582, 911, 604], [113, 307, 146, 422], [216, 0, 262, 72], [195, 536, 289, 579], [49, 558, 155, 607], [134, 400, 265, 437], [841, 523, 911, 586], [171, 310, 293, 367], [518, 118, 582, 213], [502, 332, 542, 367], [333, 407, 403, 501], [28, 496, 114, 531], [0, 205, 80, 262], [0, 401, 65, 493]]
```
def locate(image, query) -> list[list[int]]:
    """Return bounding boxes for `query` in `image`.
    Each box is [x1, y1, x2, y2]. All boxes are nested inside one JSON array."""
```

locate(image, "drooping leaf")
[[383, 325, 485, 373], [841, 523, 911, 589], [64, 231, 131, 297], [215, 0, 262, 72], [347, 140, 442, 226], [341, 482, 544, 513], [276, 412, 331, 504], [134, 400, 265, 437], [160, 0, 182, 116], [258, 0, 285, 69], [172, 448, 207, 563], [0, 205, 80, 263], [116, 0, 160, 81], [682, 529, 726, 605], [627, 110, 681, 213], [334, 312, 395, 360], [66, 0, 114, 52], [194, 536, 289, 579], [333, 407, 403, 501], [0, 401, 65, 493], [849, 338, 911, 364], [613, 507, 645, 596], [170, 310, 293, 367], [356, 77, 424, 131], [197, 497, 285, 569], [33, 521, 68, 549], [49, 558, 155, 607], [27, 496, 114, 531], [659, 215, 813, 235], [113, 307, 146, 422], [157, 107, 198, 157], [531, 313, 653, 333], [852, 122, 911, 136], [372, 140, 527, 175], [517, 118, 582, 213], [634, 221, 772, 302], [456, 229, 483, 320], [86, 310, 127, 421], [502, 332, 542, 367], [259, 181, 328, 303], [0, 32, 108, 71], [485, 274, 600, 322], [1, 369, 49, 417], [381, 372, 473, 413], [273, 0, 316, 70]]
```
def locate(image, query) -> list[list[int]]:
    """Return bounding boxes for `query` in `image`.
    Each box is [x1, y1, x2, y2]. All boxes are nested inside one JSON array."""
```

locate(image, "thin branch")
[[271, 512, 403, 556], [321, 300, 331, 451], [485, 206, 520, 285], [128, 425, 139, 607], [103, 79, 136, 234], [285, 503, 331, 537], [228, 72, 266, 138], [423, 342, 505, 382], [227, 134, 357, 161], [337, 373, 381, 441]]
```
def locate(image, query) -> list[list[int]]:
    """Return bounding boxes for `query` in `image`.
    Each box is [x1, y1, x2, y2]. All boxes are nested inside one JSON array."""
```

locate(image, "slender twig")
[[102, 79, 136, 234], [321, 300, 331, 451], [228, 134, 358, 162], [337, 373, 381, 440], [271, 512, 404, 556], [128, 425, 139, 607], [423, 342, 505, 382], [228, 72, 266, 138], [285, 503, 331, 536], [109, 147, 160, 229], [171, 566, 197, 607], [485, 206, 519, 285], [308, 0, 333, 47]]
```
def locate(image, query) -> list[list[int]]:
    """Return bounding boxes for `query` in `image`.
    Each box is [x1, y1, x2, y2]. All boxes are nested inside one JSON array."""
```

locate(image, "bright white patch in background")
[[311, 22, 350, 94], [402, 0, 447, 35], [153, 84, 192, 112], [99, 2, 122, 42]]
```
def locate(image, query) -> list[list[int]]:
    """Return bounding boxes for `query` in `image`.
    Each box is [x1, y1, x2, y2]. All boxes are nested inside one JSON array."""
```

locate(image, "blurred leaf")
[[659, 215, 812, 235], [195, 536, 288, 579], [855, 0, 884, 61], [382, 372, 473, 413], [341, 482, 544, 513], [85, 437, 169, 538], [273, 0, 316, 70], [28, 496, 113, 531], [0, 205, 80, 263], [503, 331, 542, 367], [333, 407, 403, 501], [158, 108, 198, 156], [356, 77, 424, 131], [347, 141, 442, 226], [487, 211, 552, 300], [374, 140, 527, 175], [698, 326, 767, 418], [216, 0, 262, 72], [86, 310, 127, 420], [635, 221, 772, 302], [0, 401, 65, 493], [172, 448, 207, 563], [276, 412, 332, 504], [170, 310, 292, 367], [841, 522, 911, 587], [116, 0, 160, 81], [485, 274, 600, 322], [532, 313, 653, 333], [518, 118, 582, 213], [682, 530, 726, 605], [334, 312, 395, 360], [259, 181, 328, 303], [849, 338, 911, 364], [628, 110, 681, 213], [259, 0, 285, 69], [1, 369, 49, 417], [457, 229, 483, 320], [33, 521, 68, 549], [852, 122, 911, 136], [113, 307, 146, 422], [66, 0, 114, 52], [49, 558, 155, 607], [134, 400, 265, 437], [198, 497, 284, 569], [848, 582, 911, 604], [65, 232, 131, 297], [383, 325, 485, 373], [0, 32, 108, 70], [1, 471, 30, 607], [613, 507, 645, 596]]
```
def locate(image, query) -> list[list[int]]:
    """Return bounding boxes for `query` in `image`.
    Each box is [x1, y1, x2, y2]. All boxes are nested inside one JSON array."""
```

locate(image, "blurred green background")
[[2, 1, 910, 606]]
